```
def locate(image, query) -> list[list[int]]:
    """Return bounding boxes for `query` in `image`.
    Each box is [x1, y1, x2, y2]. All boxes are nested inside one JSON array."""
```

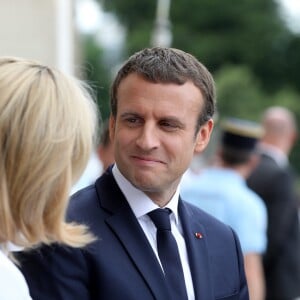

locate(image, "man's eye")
[[125, 117, 142, 126], [123, 116, 140, 123], [127, 118, 137, 123], [160, 122, 178, 130]]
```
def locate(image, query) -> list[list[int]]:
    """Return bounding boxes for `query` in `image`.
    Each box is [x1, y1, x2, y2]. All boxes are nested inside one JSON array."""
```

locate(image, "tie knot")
[[148, 208, 171, 231]]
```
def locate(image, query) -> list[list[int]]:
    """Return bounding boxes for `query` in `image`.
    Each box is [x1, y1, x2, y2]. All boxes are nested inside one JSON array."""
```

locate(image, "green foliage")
[[284, 37, 300, 89], [171, 0, 286, 68], [215, 64, 300, 168], [99, 0, 300, 94], [86, 0, 300, 170], [80, 34, 111, 120], [104, 0, 156, 30], [215, 65, 265, 121], [215, 65, 300, 121]]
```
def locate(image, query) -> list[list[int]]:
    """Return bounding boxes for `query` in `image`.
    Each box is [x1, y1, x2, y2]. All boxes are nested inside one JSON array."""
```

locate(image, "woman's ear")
[[194, 119, 214, 154]]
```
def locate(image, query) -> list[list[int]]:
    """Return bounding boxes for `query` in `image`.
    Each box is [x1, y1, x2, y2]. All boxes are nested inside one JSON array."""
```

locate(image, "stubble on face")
[[110, 73, 212, 206]]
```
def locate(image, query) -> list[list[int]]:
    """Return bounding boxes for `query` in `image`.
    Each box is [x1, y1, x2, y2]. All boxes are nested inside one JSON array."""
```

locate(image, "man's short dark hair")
[[110, 47, 216, 133]]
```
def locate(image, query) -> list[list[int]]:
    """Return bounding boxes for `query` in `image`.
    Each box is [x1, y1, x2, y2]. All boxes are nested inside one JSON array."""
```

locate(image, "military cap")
[[221, 117, 264, 151]]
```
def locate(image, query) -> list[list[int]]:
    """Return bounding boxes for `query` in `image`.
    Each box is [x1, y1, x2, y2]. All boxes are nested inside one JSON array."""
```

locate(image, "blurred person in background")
[[97, 119, 115, 173], [0, 56, 98, 299], [181, 117, 267, 300], [70, 150, 102, 194], [16, 47, 249, 300], [247, 106, 300, 300]]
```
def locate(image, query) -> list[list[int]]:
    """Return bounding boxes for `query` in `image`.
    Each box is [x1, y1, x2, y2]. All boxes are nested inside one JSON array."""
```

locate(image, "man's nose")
[[135, 124, 160, 150]]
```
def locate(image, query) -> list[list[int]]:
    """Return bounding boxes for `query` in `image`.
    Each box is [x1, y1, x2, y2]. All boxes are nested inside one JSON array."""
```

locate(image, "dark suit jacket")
[[247, 153, 300, 300], [17, 169, 248, 300]]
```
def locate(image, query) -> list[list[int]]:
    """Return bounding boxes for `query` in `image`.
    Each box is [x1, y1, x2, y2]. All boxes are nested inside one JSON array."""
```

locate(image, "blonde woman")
[[0, 57, 98, 299]]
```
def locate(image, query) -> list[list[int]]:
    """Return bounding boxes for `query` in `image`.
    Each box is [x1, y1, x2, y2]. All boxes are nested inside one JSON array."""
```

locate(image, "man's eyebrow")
[[120, 112, 140, 118], [119, 112, 185, 127], [161, 116, 181, 121]]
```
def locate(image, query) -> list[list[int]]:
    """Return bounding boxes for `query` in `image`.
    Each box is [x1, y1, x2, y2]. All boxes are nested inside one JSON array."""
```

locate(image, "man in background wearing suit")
[[181, 117, 267, 300], [247, 106, 300, 300], [17, 47, 249, 300]]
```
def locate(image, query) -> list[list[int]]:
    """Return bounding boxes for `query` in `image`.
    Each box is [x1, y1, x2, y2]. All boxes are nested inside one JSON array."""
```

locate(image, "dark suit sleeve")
[[232, 229, 250, 300], [265, 170, 298, 263], [15, 244, 91, 300]]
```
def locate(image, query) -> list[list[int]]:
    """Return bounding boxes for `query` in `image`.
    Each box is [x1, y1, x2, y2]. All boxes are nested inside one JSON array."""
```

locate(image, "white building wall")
[[0, 0, 102, 191], [0, 0, 75, 74]]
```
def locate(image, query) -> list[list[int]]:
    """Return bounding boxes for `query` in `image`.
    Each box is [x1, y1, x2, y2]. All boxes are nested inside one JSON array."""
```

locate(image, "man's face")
[[110, 73, 213, 205]]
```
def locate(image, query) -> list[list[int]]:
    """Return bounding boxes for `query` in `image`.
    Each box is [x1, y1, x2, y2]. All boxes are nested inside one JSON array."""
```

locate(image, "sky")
[[75, 0, 125, 49], [278, 0, 300, 32]]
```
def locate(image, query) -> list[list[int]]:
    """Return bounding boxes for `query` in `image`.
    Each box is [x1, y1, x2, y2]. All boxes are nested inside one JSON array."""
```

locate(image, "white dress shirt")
[[112, 165, 195, 300], [0, 248, 32, 300]]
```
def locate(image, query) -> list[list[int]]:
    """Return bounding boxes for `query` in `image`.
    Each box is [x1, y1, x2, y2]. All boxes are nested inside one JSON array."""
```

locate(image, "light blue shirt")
[[180, 167, 267, 254]]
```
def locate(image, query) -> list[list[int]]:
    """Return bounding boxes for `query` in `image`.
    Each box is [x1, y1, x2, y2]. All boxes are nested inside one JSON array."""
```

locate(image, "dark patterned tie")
[[148, 208, 188, 300]]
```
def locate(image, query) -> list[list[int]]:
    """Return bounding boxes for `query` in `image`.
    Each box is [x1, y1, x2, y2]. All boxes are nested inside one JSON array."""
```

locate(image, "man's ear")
[[194, 119, 214, 154], [109, 115, 116, 142]]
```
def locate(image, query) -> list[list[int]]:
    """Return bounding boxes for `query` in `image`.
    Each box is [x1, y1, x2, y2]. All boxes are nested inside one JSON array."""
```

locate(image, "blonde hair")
[[0, 57, 98, 249]]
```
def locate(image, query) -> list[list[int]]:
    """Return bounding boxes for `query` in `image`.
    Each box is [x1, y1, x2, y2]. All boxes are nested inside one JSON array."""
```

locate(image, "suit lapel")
[[95, 169, 169, 299], [179, 200, 214, 300]]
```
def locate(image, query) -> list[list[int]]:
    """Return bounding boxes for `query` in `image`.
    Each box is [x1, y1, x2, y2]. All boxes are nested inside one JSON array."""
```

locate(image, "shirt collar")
[[258, 143, 288, 167], [112, 164, 180, 224]]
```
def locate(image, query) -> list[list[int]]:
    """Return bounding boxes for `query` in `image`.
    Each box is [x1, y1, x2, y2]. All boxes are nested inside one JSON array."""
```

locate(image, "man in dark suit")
[[16, 47, 249, 300], [247, 106, 300, 300]]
